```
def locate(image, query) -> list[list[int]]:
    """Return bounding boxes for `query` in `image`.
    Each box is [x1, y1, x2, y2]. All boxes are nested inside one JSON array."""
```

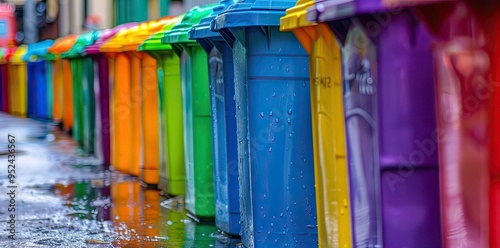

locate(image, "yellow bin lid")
[[48, 34, 78, 55], [100, 24, 139, 53], [280, 0, 315, 31], [122, 16, 177, 52], [9, 45, 28, 64]]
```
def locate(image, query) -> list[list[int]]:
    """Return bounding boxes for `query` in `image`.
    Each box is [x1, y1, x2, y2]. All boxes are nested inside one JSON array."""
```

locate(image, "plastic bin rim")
[[280, 0, 316, 31]]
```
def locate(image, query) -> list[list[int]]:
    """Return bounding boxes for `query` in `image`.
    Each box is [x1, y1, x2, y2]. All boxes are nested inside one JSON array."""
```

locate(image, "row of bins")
[[0, 0, 498, 247]]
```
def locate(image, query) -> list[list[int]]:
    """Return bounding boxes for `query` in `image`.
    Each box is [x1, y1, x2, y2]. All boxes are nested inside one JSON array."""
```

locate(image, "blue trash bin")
[[212, 0, 318, 246], [189, 0, 240, 236], [25, 40, 54, 120]]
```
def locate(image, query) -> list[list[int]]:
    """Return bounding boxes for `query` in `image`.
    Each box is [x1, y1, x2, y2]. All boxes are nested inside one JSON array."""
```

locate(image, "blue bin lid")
[[189, 0, 236, 40], [24, 40, 55, 62], [212, 0, 299, 31]]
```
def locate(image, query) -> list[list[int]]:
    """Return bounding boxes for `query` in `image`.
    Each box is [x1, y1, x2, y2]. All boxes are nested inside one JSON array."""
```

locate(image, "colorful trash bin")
[[414, 1, 496, 247], [307, 1, 442, 247], [40, 46, 61, 124], [163, 5, 216, 219], [61, 31, 101, 155], [138, 16, 186, 196], [84, 23, 138, 167], [100, 24, 138, 175], [212, 0, 318, 245], [48, 35, 78, 132], [25, 40, 54, 120], [34, 41, 56, 120], [189, 0, 240, 236], [280, 0, 351, 246], [121, 17, 177, 185], [8, 45, 28, 118]]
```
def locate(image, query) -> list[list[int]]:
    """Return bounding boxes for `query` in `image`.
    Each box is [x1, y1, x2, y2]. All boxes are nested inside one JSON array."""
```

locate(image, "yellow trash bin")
[[281, 1, 352, 247], [8, 45, 28, 118]]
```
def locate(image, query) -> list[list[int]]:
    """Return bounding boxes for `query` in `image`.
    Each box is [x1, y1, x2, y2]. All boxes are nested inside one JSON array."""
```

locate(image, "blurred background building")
[[1, 0, 218, 45]]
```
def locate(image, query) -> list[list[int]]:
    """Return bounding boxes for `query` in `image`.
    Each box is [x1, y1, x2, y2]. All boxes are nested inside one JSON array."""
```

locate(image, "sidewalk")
[[0, 113, 240, 247]]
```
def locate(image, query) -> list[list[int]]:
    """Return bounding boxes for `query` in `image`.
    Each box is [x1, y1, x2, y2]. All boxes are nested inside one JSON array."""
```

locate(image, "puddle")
[[0, 113, 241, 247]]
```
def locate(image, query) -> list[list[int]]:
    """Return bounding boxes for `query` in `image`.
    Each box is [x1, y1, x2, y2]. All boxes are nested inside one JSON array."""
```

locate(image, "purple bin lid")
[[306, 0, 448, 23], [83, 22, 138, 55]]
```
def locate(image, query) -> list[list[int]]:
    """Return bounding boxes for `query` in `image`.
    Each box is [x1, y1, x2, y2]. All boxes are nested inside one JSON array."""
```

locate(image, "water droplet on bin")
[[260, 112, 264, 118], [269, 111, 273, 116], [275, 118, 279, 123], [272, 92, 276, 98], [288, 108, 292, 115], [287, 118, 291, 124], [268, 147, 272, 153]]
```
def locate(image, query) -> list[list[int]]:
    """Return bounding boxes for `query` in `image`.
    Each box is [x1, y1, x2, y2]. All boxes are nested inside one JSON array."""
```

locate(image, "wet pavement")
[[0, 113, 241, 247]]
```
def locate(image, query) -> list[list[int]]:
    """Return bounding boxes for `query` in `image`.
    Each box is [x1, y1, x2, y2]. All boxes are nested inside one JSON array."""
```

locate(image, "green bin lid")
[[61, 31, 101, 59], [138, 14, 185, 52], [162, 4, 216, 45]]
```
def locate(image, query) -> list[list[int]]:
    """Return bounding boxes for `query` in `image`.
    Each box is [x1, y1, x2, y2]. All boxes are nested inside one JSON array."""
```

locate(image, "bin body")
[[189, 0, 240, 235], [84, 23, 138, 167], [26, 60, 44, 118], [46, 60, 53, 119], [414, 1, 498, 247], [51, 59, 63, 123], [8, 45, 28, 118], [163, 5, 216, 218], [212, 1, 318, 246], [0, 62, 8, 112], [280, 1, 352, 246], [309, 1, 443, 247]]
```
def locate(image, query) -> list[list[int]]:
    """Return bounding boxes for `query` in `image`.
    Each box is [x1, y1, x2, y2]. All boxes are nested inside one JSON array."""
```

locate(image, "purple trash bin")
[[308, 1, 442, 247], [83, 23, 138, 167]]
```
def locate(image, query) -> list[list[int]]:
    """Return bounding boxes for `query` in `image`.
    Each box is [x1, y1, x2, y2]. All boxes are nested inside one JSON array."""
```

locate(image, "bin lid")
[[189, 0, 235, 40], [162, 4, 216, 45], [306, 0, 444, 23], [138, 15, 185, 52], [84, 22, 138, 55], [100, 24, 139, 53], [48, 34, 78, 55], [121, 17, 176, 52], [212, 0, 299, 31], [9, 45, 28, 64], [61, 31, 101, 59], [280, 0, 315, 31], [24, 40, 55, 62]]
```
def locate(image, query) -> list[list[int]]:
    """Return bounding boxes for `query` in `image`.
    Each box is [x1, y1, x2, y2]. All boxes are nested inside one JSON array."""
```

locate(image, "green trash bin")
[[162, 5, 216, 218], [61, 31, 101, 155], [38, 45, 57, 120], [138, 15, 186, 196]]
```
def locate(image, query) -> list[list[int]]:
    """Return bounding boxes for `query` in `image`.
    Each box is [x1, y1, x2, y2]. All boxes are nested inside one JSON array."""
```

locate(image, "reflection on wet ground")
[[0, 113, 241, 247]]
